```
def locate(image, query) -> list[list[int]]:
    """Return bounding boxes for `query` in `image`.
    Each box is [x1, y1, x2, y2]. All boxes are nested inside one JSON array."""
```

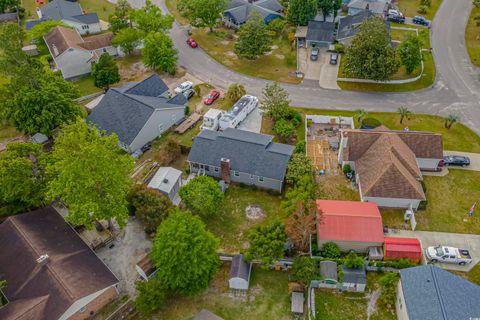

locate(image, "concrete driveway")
[[237, 107, 261, 133], [388, 229, 480, 271], [302, 48, 323, 81], [319, 53, 340, 90], [444, 151, 480, 171]]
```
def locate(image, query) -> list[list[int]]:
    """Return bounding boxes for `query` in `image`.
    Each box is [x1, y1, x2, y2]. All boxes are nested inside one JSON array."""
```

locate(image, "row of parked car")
[[387, 8, 430, 26]]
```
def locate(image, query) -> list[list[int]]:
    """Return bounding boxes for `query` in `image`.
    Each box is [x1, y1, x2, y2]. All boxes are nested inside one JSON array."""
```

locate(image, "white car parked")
[[425, 245, 473, 266], [174, 81, 193, 94]]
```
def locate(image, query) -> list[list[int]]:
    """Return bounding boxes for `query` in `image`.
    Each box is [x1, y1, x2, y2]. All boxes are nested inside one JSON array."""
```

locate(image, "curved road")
[[130, 0, 480, 132]]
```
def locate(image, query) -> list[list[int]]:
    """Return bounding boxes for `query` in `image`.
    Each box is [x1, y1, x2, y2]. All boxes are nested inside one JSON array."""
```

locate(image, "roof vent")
[[36, 254, 49, 265], [163, 178, 169, 183]]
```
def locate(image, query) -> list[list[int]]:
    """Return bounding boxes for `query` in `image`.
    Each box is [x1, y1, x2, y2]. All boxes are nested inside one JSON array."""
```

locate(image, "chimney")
[[36, 254, 49, 266], [220, 158, 231, 184]]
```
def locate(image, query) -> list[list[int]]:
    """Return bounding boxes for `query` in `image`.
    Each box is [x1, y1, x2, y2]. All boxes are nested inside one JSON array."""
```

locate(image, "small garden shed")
[[229, 254, 252, 291], [341, 265, 366, 293], [384, 237, 422, 263], [318, 261, 338, 289]]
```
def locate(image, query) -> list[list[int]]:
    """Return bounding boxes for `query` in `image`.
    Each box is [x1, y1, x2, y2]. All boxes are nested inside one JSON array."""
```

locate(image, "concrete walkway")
[[444, 151, 480, 171], [387, 229, 480, 271]]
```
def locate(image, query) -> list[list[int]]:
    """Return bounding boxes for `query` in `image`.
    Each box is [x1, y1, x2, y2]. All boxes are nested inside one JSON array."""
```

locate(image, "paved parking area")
[[237, 107, 261, 133], [319, 53, 340, 90], [388, 229, 480, 271], [301, 48, 323, 81], [444, 151, 480, 171]]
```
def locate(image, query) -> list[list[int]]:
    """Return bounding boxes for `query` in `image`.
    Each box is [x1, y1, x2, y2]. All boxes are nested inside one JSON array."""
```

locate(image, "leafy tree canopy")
[[246, 221, 287, 268], [288, 0, 317, 26], [344, 252, 364, 269], [28, 20, 69, 43], [234, 13, 272, 60], [92, 53, 121, 90], [0, 23, 29, 76], [343, 17, 399, 81], [179, 176, 224, 217], [130, 0, 174, 34], [286, 153, 313, 185], [112, 27, 142, 55], [292, 256, 318, 285], [0, 0, 19, 13], [108, 0, 132, 33], [178, 0, 228, 31], [225, 83, 246, 103], [150, 210, 220, 296], [260, 82, 291, 121], [398, 34, 423, 74], [134, 277, 168, 315], [142, 31, 177, 74], [46, 120, 134, 228]]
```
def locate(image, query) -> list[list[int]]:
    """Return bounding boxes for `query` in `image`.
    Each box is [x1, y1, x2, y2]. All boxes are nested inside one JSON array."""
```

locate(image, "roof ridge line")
[[123, 93, 158, 110], [124, 74, 157, 94], [430, 266, 448, 320]]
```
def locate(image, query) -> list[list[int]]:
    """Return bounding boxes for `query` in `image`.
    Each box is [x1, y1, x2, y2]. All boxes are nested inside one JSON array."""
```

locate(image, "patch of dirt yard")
[[96, 217, 152, 297]]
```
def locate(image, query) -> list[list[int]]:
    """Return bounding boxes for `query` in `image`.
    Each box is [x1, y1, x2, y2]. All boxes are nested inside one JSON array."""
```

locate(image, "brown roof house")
[[0, 207, 119, 320], [44, 26, 118, 80], [338, 128, 443, 209]]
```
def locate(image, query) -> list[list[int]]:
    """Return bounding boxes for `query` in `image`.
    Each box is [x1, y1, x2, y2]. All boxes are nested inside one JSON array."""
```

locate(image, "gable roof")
[[224, 0, 283, 25], [348, 0, 390, 15], [188, 128, 294, 181], [40, 0, 99, 24], [400, 265, 480, 320], [87, 75, 185, 146], [337, 10, 374, 40], [229, 254, 252, 282], [306, 21, 336, 43], [316, 200, 384, 243], [0, 207, 118, 320]]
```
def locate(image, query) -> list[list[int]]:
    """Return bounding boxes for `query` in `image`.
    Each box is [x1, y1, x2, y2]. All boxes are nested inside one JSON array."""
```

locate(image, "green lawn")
[[22, 0, 115, 21], [466, 6, 480, 67], [0, 125, 21, 141], [390, 28, 418, 41], [338, 28, 434, 92], [154, 266, 291, 320], [396, 0, 443, 20], [191, 27, 300, 84], [74, 75, 102, 96], [314, 274, 396, 320], [203, 185, 285, 253]]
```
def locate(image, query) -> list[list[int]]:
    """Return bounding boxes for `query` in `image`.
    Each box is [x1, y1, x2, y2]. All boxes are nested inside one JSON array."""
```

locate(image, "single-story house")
[[397, 265, 480, 320], [305, 20, 336, 48], [347, 0, 391, 16], [194, 309, 224, 320], [44, 26, 117, 80], [384, 237, 422, 263], [229, 254, 252, 291], [187, 128, 294, 193], [147, 167, 183, 205], [0, 207, 119, 320], [291, 291, 304, 315], [341, 265, 367, 292], [336, 10, 375, 44], [26, 0, 101, 35], [319, 260, 338, 288], [87, 74, 187, 153], [338, 128, 443, 209], [223, 0, 283, 28], [316, 200, 384, 253]]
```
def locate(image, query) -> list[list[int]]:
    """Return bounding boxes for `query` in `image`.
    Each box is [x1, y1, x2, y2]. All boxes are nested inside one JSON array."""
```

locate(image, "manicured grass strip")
[[466, 6, 480, 67], [396, 0, 443, 20]]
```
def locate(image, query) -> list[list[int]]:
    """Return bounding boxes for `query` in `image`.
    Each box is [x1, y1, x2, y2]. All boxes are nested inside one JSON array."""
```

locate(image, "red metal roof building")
[[384, 237, 422, 263], [316, 200, 384, 253]]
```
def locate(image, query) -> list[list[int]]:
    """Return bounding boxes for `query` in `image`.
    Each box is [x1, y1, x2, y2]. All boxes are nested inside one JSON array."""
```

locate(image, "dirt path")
[[366, 288, 381, 319]]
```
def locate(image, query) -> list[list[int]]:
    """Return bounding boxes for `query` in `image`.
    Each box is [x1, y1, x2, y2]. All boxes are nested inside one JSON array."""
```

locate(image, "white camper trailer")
[[201, 108, 224, 131], [219, 95, 258, 131]]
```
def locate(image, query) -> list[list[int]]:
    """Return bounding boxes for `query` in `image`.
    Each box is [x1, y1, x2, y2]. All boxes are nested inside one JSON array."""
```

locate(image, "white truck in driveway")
[[219, 95, 258, 131], [425, 245, 473, 265]]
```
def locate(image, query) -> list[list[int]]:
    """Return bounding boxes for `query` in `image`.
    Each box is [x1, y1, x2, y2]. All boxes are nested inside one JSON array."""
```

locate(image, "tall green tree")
[[150, 210, 220, 296], [46, 120, 134, 228], [332, 0, 342, 19], [1, 68, 80, 135], [112, 28, 142, 55], [234, 13, 272, 60], [92, 53, 120, 90], [130, 0, 174, 34], [397, 106, 411, 124], [0, 0, 19, 13], [179, 176, 224, 217], [260, 82, 291, 121], [0, 23, 29, 76], [134, 277, 168, 316], [108, 0, 132, 33], [288, 0, 317, 26], [142, 32, 177, 74], [398, 34, 423, 74], [28, 20, 69, 43], [281, 174, 316, 215], [343, 17, 399, 81], [178, 0, 227, 32], [317, 0, 334, 21], [292, 256, 317, 285], [286, 153, 312, 185], [246, 221, 287, 268], [225, 83, 246, 103], [0, 142, 46, 215], [127, 185, 174, 234]]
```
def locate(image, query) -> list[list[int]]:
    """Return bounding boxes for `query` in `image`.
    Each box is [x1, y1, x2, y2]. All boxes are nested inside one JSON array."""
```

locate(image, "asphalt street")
[[122, 0, 480, 133]]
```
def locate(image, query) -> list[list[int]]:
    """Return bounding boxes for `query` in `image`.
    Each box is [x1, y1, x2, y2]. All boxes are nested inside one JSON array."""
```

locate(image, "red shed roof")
[[316, 200, 384, 243], [384, 237, 421, 253]]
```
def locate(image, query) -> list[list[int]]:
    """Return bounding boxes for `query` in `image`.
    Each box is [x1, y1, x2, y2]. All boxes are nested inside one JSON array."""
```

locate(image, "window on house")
[[205, 166, 210, 171], [258, 176, 264, 182], [103, 48, 107, 53], [192, 163, 199, 168], [234, 171, 239, 177], [214, 167, 219, 172], [158, 124, 164, 132]]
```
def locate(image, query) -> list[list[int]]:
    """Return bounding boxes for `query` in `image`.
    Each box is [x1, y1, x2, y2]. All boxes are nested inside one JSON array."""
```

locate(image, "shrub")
[[418, 199, 428, 211], [344, 252, 364, 269], [342, 164, 352, 175], [334, 43, 345, 53], [418, 5, 428, 14], [321, 242, 341, 259], [294, 140, 306, 154], [292, 256, 318, 285], [420, 0, 431, 7], [361, 117, 382, 129], [284, 52, 296, 67], [184, 105, 190, 116]]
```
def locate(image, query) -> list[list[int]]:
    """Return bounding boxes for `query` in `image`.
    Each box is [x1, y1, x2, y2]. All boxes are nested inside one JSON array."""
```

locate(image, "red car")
[[204, 90, 221, 105], [186, 38, 198, 48]]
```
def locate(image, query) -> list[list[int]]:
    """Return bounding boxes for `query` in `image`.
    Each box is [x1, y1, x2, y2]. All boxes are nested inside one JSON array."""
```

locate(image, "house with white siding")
[[338, 127, 443, 209]]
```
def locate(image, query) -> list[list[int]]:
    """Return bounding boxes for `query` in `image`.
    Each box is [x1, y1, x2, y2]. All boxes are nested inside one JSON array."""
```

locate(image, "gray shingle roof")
[[188, 128, 294, 181], [224, 0, 283, 24], [348, 0, 389, 15], [40, 0, 83, 20], [337, 10, 374, 40], [67, 12, 99, 24], [87, 75, 184, 146], [306, 21, 336, 43], [400, 265, 480, 320], [230, 254, 251, 281], [320, 261, 338, 281], [341, 265, 366, 284]]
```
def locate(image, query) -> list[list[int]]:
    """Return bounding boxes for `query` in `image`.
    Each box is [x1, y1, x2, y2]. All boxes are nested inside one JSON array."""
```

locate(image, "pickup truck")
[[425, 245, 473, 265]]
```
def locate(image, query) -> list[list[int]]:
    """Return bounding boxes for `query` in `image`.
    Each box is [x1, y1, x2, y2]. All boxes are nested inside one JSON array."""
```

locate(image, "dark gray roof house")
[[398, 265, 480, 320], [306, 21, 336, 47], [26, 0, 101, 35], [87, 74, 187, 153], [341, 265, 367, 292], [337, 10, 374, 42], [187, 128, 294, 192], [320, 261, 338, 281], [223, 0, 283, 28], [0, 207, 119, 320], [229, 254, 252, 290]]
